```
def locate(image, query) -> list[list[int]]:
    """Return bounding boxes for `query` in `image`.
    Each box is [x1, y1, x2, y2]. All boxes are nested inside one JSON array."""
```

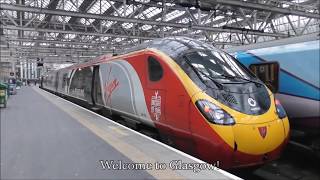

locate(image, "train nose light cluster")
[[196, 100, 235, 125], [275, 99, 287, 119]]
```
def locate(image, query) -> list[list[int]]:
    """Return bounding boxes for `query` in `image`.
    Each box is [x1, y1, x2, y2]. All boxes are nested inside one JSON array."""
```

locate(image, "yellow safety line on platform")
[[33, 87, 185, 180]]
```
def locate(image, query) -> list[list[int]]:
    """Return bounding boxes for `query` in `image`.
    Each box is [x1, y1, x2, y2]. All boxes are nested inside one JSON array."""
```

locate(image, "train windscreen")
[[150, 37, 271, 115]]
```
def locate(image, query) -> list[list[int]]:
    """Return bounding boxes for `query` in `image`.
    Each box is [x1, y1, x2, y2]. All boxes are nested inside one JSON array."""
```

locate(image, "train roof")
[[226, 32, 320, 52], [51, 36, 223, 72], [122, 36, 221, 58]]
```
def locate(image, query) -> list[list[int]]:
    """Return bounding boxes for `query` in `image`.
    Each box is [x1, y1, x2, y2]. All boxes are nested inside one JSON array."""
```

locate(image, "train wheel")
[[160, 134, 175, 147], [139, 129, 159, 139], [311, 138, 320, 158]]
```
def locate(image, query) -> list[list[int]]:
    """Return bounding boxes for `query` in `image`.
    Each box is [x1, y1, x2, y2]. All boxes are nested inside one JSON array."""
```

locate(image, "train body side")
[[41, 52, 191, 130], [41, 50, 199, 155]]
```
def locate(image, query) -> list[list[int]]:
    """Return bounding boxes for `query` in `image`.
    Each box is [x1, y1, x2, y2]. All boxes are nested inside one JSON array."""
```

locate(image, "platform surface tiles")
[[0, 86, 240, 180]]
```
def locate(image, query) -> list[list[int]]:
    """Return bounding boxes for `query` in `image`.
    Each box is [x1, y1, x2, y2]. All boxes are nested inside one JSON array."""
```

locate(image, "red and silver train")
[[41, 37, 290, 169]]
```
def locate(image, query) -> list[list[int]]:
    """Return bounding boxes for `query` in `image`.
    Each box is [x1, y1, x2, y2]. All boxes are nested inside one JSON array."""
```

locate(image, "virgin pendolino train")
[[41, 37, 290, 169]]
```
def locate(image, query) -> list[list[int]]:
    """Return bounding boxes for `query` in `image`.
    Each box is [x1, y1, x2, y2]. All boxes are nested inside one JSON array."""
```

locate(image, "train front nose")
[[231, 116, 290, 167]]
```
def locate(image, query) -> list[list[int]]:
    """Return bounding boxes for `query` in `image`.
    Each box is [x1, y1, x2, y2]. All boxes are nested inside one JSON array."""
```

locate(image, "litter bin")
[[0, 83, 8, 108], [3, 82, 10, 97]]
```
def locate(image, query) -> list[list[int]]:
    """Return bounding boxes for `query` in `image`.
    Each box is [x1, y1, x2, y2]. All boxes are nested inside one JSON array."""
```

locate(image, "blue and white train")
[[227, 33, 320, 150]]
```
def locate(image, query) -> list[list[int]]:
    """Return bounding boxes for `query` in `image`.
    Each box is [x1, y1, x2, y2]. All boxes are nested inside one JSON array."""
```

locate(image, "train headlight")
[[275, 99, 287, 119], [196, 100, 235, 125]]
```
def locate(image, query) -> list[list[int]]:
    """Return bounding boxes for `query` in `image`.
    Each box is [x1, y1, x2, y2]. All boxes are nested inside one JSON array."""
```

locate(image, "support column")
[[31, 62, 34, 79], [20, 61, 23, 79], [24, 61, 27, 81], [27, 61, 30, 79], [11, 61, 15, 77]]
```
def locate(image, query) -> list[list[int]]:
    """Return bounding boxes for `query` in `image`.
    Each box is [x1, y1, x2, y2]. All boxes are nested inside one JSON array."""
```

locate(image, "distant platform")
[[0, 86, 240, 180]]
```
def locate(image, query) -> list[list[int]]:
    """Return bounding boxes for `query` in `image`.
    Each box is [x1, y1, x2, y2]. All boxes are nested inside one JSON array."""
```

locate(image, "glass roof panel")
[[193, 13, 207, 20], [23, 12, 45, 21], [100, 37, 110, 41], [83, 35, 94, 41], [114, 38, 125, 42], [64, 33, 76, 39], [102, 21, 115, 28], [37, 14, 45, 21], [165, 10, 185, 21], [156, 26, 173, 32], [57, 16, 71, 23], [136, 7, 162, 19], [47, 32, 59, 38], [23, 42, 35, 46], [3, 10, 17, 18], [135, 0, 150, 3], [178, 17, 190, 24], [88, 0, 113, 14], [113, 4, 136, 16], [140, 25, 152, 31], [0, 0, 13, 4], [80, 18, 95, 25], [40, 43, 49, 46], [172, 28, 187, 34], [57, 0, 84, 12], [122, 23, 133, 29], [27, 0, 50, 8], [24, 12, 32, 19], [4, 29, 18, 36], [204, 15, 224, 25], [23, 31, 39, 37]]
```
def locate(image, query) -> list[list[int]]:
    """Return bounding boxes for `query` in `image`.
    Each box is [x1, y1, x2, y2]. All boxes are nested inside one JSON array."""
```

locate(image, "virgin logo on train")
[[104, 79, 119, 102], [105, 79, 119, 95]]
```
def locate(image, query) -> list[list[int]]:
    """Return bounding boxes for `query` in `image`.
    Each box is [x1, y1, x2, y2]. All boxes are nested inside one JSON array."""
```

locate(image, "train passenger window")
[[62, 73, 68, 88], [148, 56, 163, 81], [69, 67, 92, 101]]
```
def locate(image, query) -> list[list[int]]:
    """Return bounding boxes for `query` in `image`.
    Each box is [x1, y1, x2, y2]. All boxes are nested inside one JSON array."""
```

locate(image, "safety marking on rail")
[[34, 87, 241, 180], [33, 87, 185, 180]]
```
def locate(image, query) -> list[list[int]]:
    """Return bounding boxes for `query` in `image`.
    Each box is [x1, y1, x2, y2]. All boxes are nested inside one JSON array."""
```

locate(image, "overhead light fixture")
[[222, 26, 264, 33]]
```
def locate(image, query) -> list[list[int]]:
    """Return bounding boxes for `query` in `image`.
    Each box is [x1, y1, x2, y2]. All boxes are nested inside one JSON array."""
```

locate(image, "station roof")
[[0, 0, 319, 64]]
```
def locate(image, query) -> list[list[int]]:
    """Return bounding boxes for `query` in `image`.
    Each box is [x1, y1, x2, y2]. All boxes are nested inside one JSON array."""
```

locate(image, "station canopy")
[[0, 0, 319, 64]]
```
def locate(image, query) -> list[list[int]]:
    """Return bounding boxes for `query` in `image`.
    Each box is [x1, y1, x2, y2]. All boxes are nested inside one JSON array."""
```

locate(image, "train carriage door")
[[92, 65, 104, 106], [145, 56, 166, 122], [55, 71, 59, 92]]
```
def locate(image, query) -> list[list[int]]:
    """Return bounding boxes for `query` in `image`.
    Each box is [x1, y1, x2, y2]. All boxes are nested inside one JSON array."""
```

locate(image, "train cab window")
[[148, 56, 163, 81]]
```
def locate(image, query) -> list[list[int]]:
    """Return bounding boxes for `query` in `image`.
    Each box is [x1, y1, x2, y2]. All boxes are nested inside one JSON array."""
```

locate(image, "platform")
[[0, 86, 240, 180]]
